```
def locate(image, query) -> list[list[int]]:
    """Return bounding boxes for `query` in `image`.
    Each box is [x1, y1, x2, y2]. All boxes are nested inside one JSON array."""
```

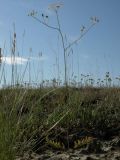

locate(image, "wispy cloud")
[[1, 56, 28, 65], [1, 55, 47, 65]]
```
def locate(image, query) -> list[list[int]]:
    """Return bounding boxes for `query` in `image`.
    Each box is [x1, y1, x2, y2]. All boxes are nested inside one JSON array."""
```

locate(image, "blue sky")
[[0, 0, 120, 85]]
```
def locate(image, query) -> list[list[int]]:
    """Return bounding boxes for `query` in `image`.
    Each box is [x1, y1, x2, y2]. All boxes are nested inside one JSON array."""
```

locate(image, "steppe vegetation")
[[0, 2, 119, 160]]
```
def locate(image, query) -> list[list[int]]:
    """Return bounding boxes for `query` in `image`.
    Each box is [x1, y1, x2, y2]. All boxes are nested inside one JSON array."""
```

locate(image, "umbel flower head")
[[28, 10, 38, 16], [48, 2, 63, 11], [80, 25, 86, 32], [90, 16, 99, 24]]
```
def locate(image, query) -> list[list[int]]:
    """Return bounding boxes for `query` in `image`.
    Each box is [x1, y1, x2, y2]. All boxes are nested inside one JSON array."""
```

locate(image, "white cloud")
[[1, 56, 28, 65], [1, 55, 47, 65]]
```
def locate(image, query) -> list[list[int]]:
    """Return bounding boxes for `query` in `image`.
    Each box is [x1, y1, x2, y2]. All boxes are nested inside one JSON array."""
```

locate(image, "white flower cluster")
[[48, 2, 63, 11]]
